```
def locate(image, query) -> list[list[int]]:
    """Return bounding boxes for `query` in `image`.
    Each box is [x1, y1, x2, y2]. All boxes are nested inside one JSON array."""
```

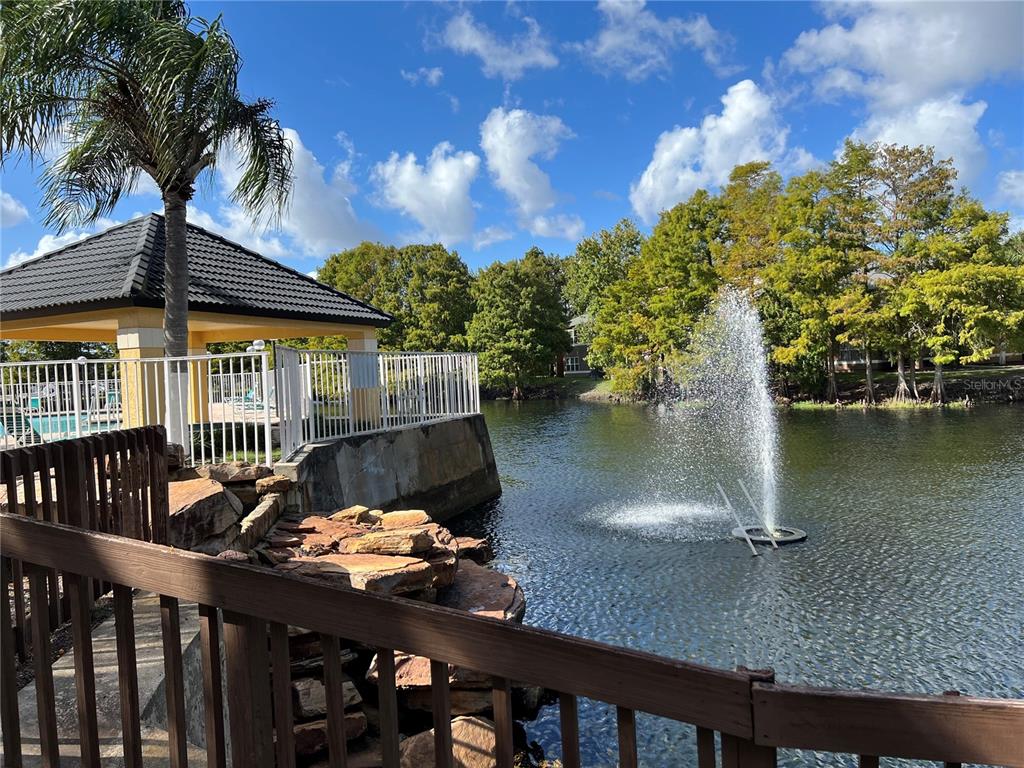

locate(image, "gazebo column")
[[346, 330, 382, 432], [116, 327, 165, 429]]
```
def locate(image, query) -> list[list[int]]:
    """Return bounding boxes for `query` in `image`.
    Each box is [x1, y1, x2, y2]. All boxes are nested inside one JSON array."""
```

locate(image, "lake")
[[451, 400, 1024, 766]]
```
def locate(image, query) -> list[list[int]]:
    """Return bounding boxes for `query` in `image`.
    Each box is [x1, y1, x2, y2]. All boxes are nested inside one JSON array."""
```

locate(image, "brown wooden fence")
[[1, 432, 1022, 768], [0, 427, 168, 662]]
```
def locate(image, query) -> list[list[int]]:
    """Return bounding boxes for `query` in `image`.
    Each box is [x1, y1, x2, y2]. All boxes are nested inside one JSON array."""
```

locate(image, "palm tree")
[[1, 0, 292, 356]]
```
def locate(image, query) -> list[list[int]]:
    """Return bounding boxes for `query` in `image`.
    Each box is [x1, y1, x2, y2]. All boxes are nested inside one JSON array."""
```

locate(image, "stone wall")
[[276, 415, 501, 521]]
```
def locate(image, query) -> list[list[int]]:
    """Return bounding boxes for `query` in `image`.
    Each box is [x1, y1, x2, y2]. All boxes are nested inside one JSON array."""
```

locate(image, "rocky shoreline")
[[164, 462, 542, 767]]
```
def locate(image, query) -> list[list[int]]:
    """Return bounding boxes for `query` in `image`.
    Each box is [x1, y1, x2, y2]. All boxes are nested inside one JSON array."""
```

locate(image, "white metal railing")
[[1, 351, 274, 466], [275, 348, 480, 460], [1, 348, 480, 466]]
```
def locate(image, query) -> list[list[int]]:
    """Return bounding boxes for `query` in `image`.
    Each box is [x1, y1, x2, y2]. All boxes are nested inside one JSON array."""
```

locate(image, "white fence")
[[276, 348, 480, 459], [0, 348, 479, 466]]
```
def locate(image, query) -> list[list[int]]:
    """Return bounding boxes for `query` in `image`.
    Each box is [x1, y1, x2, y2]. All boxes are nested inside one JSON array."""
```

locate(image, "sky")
[[1, 0, 1023, 275]]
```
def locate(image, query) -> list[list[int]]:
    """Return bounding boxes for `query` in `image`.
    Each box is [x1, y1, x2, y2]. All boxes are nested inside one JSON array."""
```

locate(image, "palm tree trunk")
[[163, 192, 190, 357]]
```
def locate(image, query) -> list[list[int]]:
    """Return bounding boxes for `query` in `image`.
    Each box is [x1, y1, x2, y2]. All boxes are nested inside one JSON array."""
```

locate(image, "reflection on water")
[[451, 400, 1024, 767]]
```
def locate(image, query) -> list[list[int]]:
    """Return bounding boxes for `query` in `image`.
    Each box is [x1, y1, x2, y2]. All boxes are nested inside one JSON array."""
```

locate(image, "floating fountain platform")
[[732, 526, 807, 545]]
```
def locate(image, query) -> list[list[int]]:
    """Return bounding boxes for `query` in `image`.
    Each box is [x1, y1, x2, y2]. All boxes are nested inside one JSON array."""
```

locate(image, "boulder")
[[196, 461, 274, 484], [366, 653, 490, 689], [378, 510, 430, 529], [292, 676, 361, 719], [401, 688, 493, 716], [340, 527, 435, 556], [166, 443, 186, 472], [398, 717, 497, 768], [329, 505, 380, 525], [229, 494, 282, 553], [438, 561, 525, 622], [273, 516, 364, 553], [294, 712, 367, 756], [167, 478, 243, 550], [256, 474, 293, 495], [454, 536, 494, 565], [276, 554, 435, 595]]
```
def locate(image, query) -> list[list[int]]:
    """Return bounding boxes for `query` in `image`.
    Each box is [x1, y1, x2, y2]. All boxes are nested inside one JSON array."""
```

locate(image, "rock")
[[398, 716, 497, 768], [276, 554, 435, 595], [229, 493, 282, 553], [341, 527, 435, 556], [256, 474, 293, 495], [215, 550, 250, 562], [378, 510, 430, 529], [196, 461, 274, 484], [438, 561, 526, 622], [294, 712, 367, 756], [426, 550, 458, 590], [292, 676, 361, 719], [329, 505, 379, 525], [166, 443, 186, 472], [402, 688, 494, 716], [167, 478, 243, 550], [366, 653, 490, 689], [274, 516, 364, 552], [454, 536, 494, 565], [228, 484, 261, 511]]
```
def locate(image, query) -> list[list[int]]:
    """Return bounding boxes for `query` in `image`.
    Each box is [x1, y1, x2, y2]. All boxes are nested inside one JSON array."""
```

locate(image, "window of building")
[[568, 327, 576, 344], [566, 356, 580, 372]]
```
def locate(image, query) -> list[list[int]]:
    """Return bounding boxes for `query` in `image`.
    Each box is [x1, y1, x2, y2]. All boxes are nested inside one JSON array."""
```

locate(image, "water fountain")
[[677, 288, 806, 547]]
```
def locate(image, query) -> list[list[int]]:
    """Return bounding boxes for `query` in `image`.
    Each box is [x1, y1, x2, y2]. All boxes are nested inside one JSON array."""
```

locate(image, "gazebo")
[[0, 213, 390, 355], [0, 214, 394, 457]]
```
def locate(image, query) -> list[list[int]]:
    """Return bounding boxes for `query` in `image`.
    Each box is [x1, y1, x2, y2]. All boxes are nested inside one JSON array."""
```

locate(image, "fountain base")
[[732, 526, 807, 545]]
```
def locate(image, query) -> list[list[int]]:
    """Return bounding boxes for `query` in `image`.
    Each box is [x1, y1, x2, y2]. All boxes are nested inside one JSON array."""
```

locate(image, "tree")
[[717, 162, 783, 290], [466, 248, 570, 398], [901, 264, 1024, 402], [563, 218, 644, 342], [770, 170, 856, 402], [1, 1, 292, 356], [318, 242, 474, 351]]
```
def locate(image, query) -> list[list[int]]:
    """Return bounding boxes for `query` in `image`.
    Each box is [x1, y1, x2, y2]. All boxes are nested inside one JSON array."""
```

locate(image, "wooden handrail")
[[0, 513, 756, 736], [752, 682, 1024, 765], [3, 511, 1023, 765]]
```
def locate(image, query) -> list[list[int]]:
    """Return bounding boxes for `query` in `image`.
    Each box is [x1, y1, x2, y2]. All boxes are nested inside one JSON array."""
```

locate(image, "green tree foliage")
[[585, 140, 1023, 402], [1, 1, 292, 355], [0, 341, 115, 362], [590, 190, 724, 394], [563, 218, 644, 342], [466, 248, 570, 397], [318, 242, 474, 351]]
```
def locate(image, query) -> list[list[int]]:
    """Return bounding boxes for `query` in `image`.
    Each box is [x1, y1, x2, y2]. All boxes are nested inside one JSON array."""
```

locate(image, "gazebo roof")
[[0, 213, 391, 327]]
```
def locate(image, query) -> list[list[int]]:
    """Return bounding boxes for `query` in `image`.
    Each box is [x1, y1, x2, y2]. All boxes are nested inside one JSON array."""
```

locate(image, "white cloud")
[[997, 170, 1024, 208], [472, 225, 515, 250], [783, 2, 1022, 110], [3, 217, 121, 269], [400, 66, 444, 87], [851, 94, 988, 183], [572, 0, 739, 81], [442, 10, 558, 81], [371, 142, 480, 246], [781, 2, 1022, 181], [0, 191, 29, 228], [630, 80, 795, 224], [479, 107, 583, 239], [186, 207, 290, 259], [213, 127, 375, 258]]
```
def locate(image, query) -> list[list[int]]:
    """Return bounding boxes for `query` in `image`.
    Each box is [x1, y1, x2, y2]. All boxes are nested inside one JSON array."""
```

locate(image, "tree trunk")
[[931, 363, 946, 404], [863, 347, 876, 405], [909, 358, 920, 401], [825, 338, 838, 403], [163, 193, 190, 357], [893, 351, 911, 401]]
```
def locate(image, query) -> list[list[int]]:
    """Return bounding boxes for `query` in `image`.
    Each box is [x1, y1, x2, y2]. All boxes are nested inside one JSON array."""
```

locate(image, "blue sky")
[[1, 1, 1022, 274]]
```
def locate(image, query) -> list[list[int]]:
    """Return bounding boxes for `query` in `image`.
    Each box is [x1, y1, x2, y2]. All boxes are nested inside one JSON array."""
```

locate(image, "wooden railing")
[[1, 432, 1022, 768], [0, 427, 168, 663]]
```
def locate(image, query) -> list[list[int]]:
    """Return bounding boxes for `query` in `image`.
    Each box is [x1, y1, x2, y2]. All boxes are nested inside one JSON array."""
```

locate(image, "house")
[[565, 315, 594, 375]]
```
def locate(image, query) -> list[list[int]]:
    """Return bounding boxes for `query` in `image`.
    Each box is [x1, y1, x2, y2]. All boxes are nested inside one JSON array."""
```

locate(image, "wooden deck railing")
[[0, 427, 168, 664], [1, 432, 1022, 768]]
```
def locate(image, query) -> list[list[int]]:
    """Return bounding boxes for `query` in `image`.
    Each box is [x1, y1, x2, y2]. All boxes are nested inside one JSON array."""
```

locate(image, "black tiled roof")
[[0, 214, 391, 327]]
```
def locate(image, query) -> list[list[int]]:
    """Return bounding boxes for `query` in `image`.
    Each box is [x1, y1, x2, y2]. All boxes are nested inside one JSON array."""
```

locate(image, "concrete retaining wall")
[[275, 415, 501, 521]]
